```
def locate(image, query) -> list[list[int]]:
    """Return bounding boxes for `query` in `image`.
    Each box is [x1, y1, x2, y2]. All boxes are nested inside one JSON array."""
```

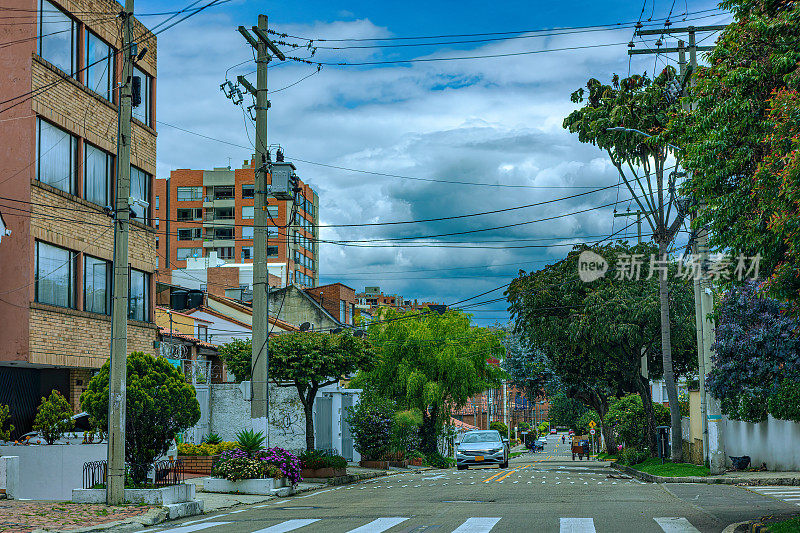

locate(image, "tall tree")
[[500, 327, 558, 401], [563, 70, 689, 460], [354, 309, 505, 454], [548, 392, 588, 431]]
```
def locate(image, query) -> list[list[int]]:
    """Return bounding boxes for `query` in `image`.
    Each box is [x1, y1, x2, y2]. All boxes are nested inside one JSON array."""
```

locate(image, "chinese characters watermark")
[[578, 252, 761, 282]]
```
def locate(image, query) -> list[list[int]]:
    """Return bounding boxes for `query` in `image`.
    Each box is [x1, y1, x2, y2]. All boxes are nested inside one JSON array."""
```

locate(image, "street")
[[134, 435, 800, 533]]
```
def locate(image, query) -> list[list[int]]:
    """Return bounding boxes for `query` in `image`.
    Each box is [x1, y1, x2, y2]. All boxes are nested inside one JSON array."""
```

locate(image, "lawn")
[[631, 458, 710, 477], [510, 451, 527, 459], [769, 516, 800, 532]]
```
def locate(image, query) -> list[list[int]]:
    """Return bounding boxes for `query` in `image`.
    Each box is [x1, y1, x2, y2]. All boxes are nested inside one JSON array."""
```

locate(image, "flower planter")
[[178, 455, 216, 475], [410, 457, 423, 467], [203, 476, 289, 495], [301, 467, 346, 479], [72, 483, 196, 505], [359, 460, 409, 469]]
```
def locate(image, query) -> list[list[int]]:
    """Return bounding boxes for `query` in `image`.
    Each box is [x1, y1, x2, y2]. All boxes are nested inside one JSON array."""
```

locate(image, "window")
[[214, 228, 234, 240], [267, 206, 279, 217], [85, 30, 113, 100], [242, 226, 254, 239], [35, 241, 75, 308], [130, 166, 151, 223], [128, 269, 150, 321], [197, 325, 208, 341], [216, 247, 234, 260], [267, 246, 278, 257], [242, 246, 253, 260], [340, 300, 346, 323], [132, 66, 151, 126], [84, 255, 111, 314], [242, 184, 254, 199], [37, 118, 77, 195], [177, 187, 202, 201], [177, 228, 201, 241], [155, 196, 159, 210], [215, 207, 233, 220], [213, 186, 234, 200], [177, 247, 202, 260], [350, 303, 355, 325], [177, 207, 202, 221], [39, 0, 76, 76], [242, 206, 254, 219], [84, 143, 112, 206], [155, 237, 159, 249]]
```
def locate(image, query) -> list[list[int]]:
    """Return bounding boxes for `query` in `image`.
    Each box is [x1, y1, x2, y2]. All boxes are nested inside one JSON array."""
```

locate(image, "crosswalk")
[[150, 515, 705, 533], [747, 485, 800, 506]]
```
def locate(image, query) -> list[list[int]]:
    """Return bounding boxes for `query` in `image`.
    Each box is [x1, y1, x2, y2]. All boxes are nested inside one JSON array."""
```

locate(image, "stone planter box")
[[203, 476, 289, 495], [301, 467, 346, 479], [359, 460, 408, 469], [73, 483, 196, 505], [179, 455, 216, 475]]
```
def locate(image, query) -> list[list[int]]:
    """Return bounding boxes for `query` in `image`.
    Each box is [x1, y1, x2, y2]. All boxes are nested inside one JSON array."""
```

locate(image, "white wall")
[[724, 415, 800, 471], [0, 444, 106, 500], [188, 309, 251, 346]]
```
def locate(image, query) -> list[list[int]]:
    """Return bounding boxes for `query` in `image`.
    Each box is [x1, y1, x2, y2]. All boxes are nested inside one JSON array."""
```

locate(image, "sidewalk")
[[611, 462, 800, 485], [0, 500, 161, 533]]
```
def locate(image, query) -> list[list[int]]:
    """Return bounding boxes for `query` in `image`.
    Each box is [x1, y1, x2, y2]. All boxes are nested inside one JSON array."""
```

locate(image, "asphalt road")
[[136, 434, 800, 533]]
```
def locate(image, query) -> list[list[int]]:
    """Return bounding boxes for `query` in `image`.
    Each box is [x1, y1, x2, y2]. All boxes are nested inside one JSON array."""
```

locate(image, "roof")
[[155, 306, 212, 323], [450, 417, 479, 431], [207, 293, 299, 331], [312, 282, 356, 292], [158, 328, 218, 349], [268, 284, 341, 327]]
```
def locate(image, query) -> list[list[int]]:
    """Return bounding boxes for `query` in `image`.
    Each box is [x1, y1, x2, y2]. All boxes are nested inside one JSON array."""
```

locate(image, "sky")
[[135, 0, 732, 326]]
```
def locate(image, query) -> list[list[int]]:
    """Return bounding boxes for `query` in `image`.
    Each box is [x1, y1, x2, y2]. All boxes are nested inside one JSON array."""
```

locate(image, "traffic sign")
[[590, 429, 596, 435], [589, 420, 596, 428]]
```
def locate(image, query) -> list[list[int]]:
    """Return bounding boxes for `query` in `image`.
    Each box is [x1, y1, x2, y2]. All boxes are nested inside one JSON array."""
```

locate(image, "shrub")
[[0, 404, 13, 442], [346, 397, 395, 461], [204, 433, 222, 445], [606, 395, 669, 450], [299, 449, 347, 470], [621, 447, 650, 466], [769, 379, 800, 422], [177, 441, 237, 456], [33, 390, 73, 444], [81, 352, 201, 483], [425, 451, 454, 469], [739, 391, 769, 424], [392, 409, 422, 455], [489, 421, 508, 436], [212, 447, 302, 483], [258, 447, 303, 484], [236, 429, 265, 454]]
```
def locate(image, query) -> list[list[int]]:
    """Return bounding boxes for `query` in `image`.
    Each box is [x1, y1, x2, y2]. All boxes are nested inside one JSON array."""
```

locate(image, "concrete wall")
[[268, 286, 340, 331], [0, 444, 106, 500], [724, 415, 800, 471]]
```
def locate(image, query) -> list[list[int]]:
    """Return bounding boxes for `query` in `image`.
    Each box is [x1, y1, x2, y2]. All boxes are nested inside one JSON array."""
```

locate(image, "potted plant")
[[300, 449, 347, 479]]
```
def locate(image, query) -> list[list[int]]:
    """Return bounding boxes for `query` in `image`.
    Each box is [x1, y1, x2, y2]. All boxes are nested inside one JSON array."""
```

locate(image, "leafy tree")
[[0, 404, 12, 442], [501, 327, 558, 400], [537, 421, 549, 435], [270, 331, 376, 450], [218, 338, 253, 382], [606, 394, 669, 451], [354, 308, 505, 454], [345, 396, 395, 461], [33, 390, 73, 444], [706, 282, 800, 422], [81, 352, 201, 483], [671, 0, 800, 304], [564, 69, 689, 461], [489, 421, 508, 437], [392, 409, 422, 455], [574, 410, 599, 436], [548, 393, 588, 430], [507, 242, 696, 455]]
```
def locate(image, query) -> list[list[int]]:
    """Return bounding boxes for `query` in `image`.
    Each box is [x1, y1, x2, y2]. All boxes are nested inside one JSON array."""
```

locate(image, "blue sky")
[[134, 0, 731, 325]]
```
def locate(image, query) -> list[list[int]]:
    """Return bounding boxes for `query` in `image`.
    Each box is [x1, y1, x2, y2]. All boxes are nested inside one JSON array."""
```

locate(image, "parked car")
[[537, 437, 547, 448], [568, 429, 575, 436], [456, 430, 509, 470], [550, 428, 557, 434], [19, 412, 102, 444]]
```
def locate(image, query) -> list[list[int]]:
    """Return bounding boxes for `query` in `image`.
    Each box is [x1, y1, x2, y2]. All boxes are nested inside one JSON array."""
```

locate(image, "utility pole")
[[237, 16, 285, 440], [107, 0, 134, 505]]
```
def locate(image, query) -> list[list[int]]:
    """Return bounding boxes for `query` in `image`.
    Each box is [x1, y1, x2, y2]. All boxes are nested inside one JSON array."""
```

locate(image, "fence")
[[82, 459, 185, 489]]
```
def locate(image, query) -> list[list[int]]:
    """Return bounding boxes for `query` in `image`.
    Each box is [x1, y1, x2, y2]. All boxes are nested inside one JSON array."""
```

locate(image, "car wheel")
[[457, 465, 466, 470], [500, 461, 508, 469]]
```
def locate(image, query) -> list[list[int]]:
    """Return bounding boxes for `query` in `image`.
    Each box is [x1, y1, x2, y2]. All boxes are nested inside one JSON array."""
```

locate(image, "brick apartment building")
[[153, 159, 319, 289], [305, 283, 357, 326], [0, 0, 158, 436], [355, 285, 444, 316]]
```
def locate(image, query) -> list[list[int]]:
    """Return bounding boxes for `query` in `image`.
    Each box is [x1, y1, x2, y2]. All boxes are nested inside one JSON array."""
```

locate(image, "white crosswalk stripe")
[[345, 517, 409, 533], [451, 517, 502, 533], [560, 517, 595, 532], [654, 517, 702, 532], [156, 523, 231, 533], [251, 519, 321, 533], [748, 486, 800, 505]]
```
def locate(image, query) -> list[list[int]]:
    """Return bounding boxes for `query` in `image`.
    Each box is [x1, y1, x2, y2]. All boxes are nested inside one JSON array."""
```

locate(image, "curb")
[[748, 522, 771, 533], [610, 462, 800, 486], [30, 507, 169, 533]]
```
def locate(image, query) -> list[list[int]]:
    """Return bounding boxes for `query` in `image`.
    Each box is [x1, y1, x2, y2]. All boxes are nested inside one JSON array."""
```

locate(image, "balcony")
[[202, 211, 236, 228], [203, 239, 236, 248]]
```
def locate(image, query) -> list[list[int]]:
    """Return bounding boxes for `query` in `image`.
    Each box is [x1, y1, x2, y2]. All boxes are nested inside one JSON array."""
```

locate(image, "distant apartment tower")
[[0, 0, 158, 436], [153, 158, 319, 288]]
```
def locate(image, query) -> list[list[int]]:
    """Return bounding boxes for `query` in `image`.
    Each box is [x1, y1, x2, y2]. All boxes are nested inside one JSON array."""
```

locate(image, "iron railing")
[[82, 459, 185, 489]]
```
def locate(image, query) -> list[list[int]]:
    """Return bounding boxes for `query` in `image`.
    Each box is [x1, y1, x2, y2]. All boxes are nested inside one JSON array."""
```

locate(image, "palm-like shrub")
[[235, 429, 265, 454]]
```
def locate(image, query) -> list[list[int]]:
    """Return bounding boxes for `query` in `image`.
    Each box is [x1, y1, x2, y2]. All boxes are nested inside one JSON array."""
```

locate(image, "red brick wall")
[[305, 283, 356, 324]]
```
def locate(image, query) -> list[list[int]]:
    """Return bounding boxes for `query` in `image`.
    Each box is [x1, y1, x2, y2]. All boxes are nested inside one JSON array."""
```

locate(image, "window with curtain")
[[37, 118, 77, 195], [242, 206, 254, 219], [132, 66, 151, 126], [84, 255, 111, 314], [84, 143, 112, 206], [128, 268, 149, 321], [39, 0, 76, 76], [130, 166, 151, 223], [242, 226, 254, 239], [35, 241, 75, 308], [85, 30, 113, 100]]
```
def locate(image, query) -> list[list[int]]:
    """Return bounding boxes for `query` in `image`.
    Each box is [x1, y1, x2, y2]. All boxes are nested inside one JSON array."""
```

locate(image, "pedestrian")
[[562, 435, 565, 444]]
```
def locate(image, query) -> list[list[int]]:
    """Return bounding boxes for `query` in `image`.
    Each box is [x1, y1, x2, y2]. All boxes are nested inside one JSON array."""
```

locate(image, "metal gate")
[[341, 395, 354, 460], [315, 396, 332, 451]]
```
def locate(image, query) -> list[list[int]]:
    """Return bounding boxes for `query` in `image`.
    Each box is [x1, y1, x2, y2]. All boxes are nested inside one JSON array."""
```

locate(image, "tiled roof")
[[158, 328, 218, 349], [450, 417, 479, 431]]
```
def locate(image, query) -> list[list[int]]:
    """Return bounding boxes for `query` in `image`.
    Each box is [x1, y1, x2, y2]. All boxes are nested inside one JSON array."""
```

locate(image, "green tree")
[[490, 421, 508, 436], [574, 410, 599, 435], [33, 390, 73, 444], [345, 395, 395, 461], [81, 352, 201, 483], [548, 393, 588, 430], [0, 404, 13, 442], [218, 338, 253, 382], [606, 395, 669, 451], [269, 331, 376, 450], [354, 308, 505, 454]]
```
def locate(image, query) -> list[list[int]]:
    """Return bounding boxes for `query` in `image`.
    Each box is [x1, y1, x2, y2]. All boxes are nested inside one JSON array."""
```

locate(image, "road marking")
[[229, 509, 246, 514], [252, 519, 321, 533], [560, 518, 595, 532], [346, 517, 409, 532], [654, 517, 701, 532], [253, 504, 271, 508], [157, 523, 231, 533], [483, 471, 506, 483], [298, 488, 336, 498], [451, 517, 502, 533]]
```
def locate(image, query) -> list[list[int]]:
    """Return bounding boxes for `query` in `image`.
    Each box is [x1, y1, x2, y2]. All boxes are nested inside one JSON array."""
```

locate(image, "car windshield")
[[461, 431, 500, 444]]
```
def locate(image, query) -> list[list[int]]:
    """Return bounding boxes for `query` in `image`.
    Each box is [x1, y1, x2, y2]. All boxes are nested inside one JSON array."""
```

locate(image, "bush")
[[489, 421, 508, 436], [346, 397, 395, 461], [299, 449, 347, 470], [537, 421, 550, 435], [424, 451, 454, 469], [80, 352, 201, 483], [739, 391, 769, 423], [204, 433, 222, 445], [177, 441, 237, 456], [0, 404, 13, 442], [769, 379, 800, 422], [606, 395, 669, 449], [621, 447, 650, 466], [212, 447, 302, 484], [236, 429, 265, 454], [518, 422, 530, 432], [33, 390, 73, 444], [392, 409, 422, 456]]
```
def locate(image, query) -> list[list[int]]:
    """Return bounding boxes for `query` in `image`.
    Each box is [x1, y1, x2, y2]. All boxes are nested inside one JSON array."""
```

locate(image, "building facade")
[[153, 159, 319, 289], [0, 0, 158, 436], [355, 286, 444, 317]]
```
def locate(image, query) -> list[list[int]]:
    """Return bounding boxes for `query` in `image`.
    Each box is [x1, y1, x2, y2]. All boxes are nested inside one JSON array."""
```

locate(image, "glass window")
[[242, 226, 254, 239], [350, 303, 355, 325], [177, 228, 201, 240], [214, 228, 234, 240], [128, 269, 149, 321], [267, 246, 278, 257], [242, 246, 253, 260], [242, 184, 254, 198], [84, 255, 111, 314], [39, 0, 76, 76], [197, 325, 208, 341], [177, 187, 202, 201], [37, 118, 77, 194], [177, 247, 202, 260], [132, 66, 151, 126], [214, 186, 234, 200], [155, 196, 159, 210], [84, 143, 112, 206], [242, 206, 254, 219], [35, 241, 75, 308], [339, 300, 346, 323], [215, 207, 233, 220], [216, 247, 234, 260], [130, 166, 151, 223], [267, 206, 279, 217], [177, 207, 202, 221], [85, 30, 113, 100]]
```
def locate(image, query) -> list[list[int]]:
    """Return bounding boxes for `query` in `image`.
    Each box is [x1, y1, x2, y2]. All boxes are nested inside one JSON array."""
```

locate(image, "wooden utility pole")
[[107, 0, 134, 505]]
